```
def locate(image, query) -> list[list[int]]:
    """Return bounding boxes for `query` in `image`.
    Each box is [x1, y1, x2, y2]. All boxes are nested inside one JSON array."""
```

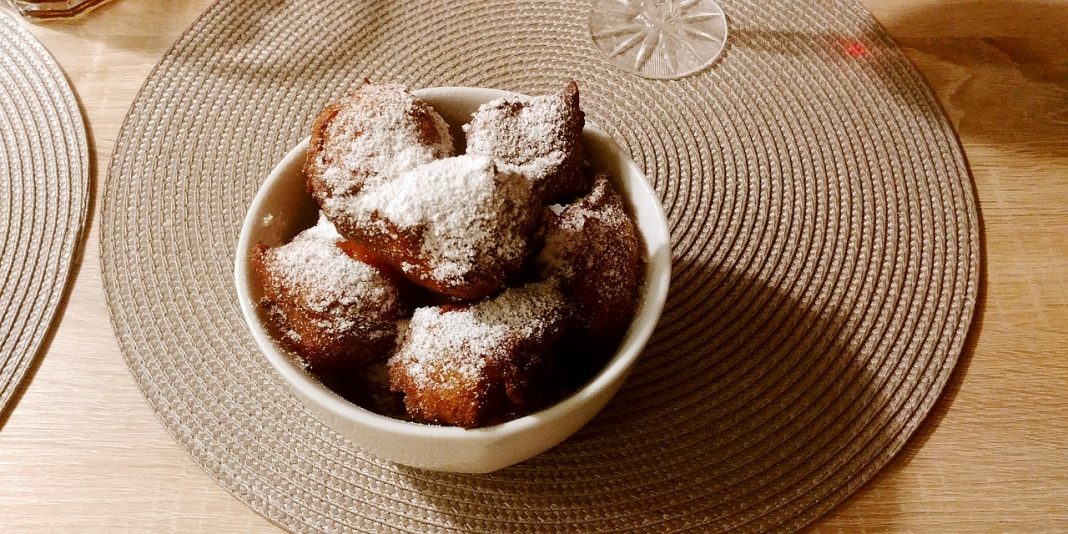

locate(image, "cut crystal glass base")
[[12, 0, 110, 19], [589, 0, 728, 80]]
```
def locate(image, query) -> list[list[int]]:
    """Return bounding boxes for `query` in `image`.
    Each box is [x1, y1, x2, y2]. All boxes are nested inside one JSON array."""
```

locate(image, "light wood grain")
[[1, 0, 1065, 531]]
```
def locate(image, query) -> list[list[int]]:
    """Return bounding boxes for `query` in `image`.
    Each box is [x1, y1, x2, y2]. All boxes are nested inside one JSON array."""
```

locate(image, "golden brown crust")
[[339, 214, 539, 301], [328, 156, 540, 301], [304, 82, 453, 204], [304, 102, 344, 200], [539, 174, 643, 341], [464, 81, 588, 203], [388, 340, 558, 428], [387, 281, 568, 428], [253, 232, 409, 370]]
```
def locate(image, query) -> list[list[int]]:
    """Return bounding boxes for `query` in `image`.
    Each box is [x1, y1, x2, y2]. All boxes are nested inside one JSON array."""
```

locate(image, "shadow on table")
[[813, 89, 990, 529], [816, 271, 985, 529], [392, 256, 944, 531], [869, 0, 1068, 157], [730, 1, 1067, 159]]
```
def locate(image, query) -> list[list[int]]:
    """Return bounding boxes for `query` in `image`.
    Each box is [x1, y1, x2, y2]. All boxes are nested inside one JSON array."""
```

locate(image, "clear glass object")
[[10, 0, 109, 19], [589, 0, 728, 80]]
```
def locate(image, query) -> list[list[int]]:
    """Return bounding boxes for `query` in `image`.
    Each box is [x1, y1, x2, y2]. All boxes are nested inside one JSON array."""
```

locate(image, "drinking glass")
[[10, 0, 109, 19], [590, 0, 728, 79]]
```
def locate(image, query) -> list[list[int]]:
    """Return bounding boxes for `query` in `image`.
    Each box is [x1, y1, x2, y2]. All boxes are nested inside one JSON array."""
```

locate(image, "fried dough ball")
[[538, 174, 643, 341], [252, 215, 408, 370], [463, 81, 587, 203], [326, 155, 540, 300], [305, 82, 453, 202], [388, 280, 569, 428]]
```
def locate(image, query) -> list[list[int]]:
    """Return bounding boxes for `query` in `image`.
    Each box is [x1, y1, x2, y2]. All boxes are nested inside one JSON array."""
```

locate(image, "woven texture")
[[0, 13, 88, 419], [101, 1, 979, 532]]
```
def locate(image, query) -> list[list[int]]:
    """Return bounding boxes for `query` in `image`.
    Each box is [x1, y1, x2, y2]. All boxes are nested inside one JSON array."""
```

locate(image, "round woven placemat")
[[101, 1, 979, 532], [0, 13, 88, 419]]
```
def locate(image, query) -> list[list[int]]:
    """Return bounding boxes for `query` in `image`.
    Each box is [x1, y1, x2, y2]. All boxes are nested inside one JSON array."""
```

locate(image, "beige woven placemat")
[[101, 1, 979, 532], [0, 13, 88, 420]]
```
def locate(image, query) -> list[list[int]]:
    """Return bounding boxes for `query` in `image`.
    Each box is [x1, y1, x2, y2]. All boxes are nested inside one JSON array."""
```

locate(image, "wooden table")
[[1, 1, 1065, 531]]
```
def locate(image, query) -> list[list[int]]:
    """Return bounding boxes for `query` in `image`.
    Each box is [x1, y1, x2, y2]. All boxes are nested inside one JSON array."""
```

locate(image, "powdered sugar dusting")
[[463, 87, 582, 195], [540, 176, 633, 279], [390, 279, 566, 390], [315, 84, 453, 195], [331, 155, 535, 284], [537, 175, 642, 340], [556, 177, 628, 231], [265, 214, 397, 331]]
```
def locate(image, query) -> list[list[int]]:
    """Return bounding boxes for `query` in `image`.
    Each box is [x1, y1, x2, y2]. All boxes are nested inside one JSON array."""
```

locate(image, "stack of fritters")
[[254, 82, 644, 427]]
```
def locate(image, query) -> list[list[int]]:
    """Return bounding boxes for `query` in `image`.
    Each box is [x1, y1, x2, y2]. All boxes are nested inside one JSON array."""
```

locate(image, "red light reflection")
[[845, 41, 868, 58]]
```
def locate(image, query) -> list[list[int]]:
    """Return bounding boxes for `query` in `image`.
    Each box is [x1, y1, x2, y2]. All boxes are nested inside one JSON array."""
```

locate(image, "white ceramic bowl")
[[235, 87, 671, 473]]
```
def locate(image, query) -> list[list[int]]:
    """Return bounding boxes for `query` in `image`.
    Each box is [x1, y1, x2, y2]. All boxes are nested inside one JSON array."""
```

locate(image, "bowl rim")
[[234, 86, 671, 441]]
